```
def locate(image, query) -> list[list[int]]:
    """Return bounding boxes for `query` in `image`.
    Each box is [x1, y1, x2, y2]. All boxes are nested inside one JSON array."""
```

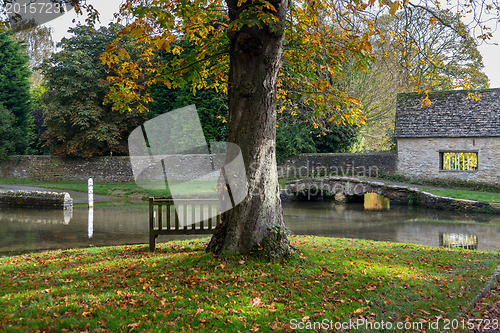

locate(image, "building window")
[[440, 152, 478, 171]]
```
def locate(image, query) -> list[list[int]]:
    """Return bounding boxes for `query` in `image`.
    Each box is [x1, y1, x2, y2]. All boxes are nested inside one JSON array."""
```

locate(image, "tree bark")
[[207, 0, 295, 261]]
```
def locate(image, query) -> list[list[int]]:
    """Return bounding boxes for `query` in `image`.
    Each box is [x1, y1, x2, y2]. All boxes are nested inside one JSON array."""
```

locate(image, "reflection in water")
[[364, 193, 390, 211], [0, 208, 73, 225], [440, 233, 478, 250], [0, 200, 498, 255], [64, 208, 73, 224], [283, 200, 500, 251], [88, 208, 94, 239]]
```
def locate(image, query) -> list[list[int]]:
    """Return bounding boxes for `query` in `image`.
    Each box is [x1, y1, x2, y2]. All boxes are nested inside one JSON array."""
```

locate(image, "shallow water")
[[0, 200, 498, 256]]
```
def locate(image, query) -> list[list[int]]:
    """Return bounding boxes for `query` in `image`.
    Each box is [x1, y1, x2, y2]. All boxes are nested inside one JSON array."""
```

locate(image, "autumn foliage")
[[98, 0, 498, 123]]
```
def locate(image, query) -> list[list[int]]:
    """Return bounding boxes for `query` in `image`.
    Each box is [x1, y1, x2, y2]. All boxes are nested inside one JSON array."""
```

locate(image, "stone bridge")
[[284, 177, 419, 204], [283, 177, 500, 213]]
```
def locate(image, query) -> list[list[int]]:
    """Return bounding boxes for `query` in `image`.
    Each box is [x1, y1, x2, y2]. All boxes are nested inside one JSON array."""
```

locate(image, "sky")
[[46, 0, 500, 88]]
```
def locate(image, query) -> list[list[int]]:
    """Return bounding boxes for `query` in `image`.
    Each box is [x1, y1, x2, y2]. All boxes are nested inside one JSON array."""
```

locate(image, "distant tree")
[[149, 85, 228, 145], [350, 9, 489, 151], [40, 23, 145, 158], [28, 85, 49, 155], [0, 102, 17, 158], [13, 21, 55, 87], [0, 27, 31, 155], [276, 111, 359, 162], [276, 121, 316, 162], [379, 8, 489, 92]]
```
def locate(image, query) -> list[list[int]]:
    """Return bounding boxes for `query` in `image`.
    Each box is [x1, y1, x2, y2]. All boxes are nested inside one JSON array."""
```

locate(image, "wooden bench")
[[149, 197, 221, 251]]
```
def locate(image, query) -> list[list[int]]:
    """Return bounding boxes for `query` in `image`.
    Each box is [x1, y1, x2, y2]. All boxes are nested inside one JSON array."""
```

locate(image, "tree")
[[28, 84, 50, 155], [96, 0, 499, 260], [149, 85, 229, 144], [0, 102, 17, 158], [0, 27, 31, 155], [276, 109, 360, 162], [100, 0, 372, 260], [40, 23, 145, 158], [13, 21, 55, 87], [350, 9, 489, 151]]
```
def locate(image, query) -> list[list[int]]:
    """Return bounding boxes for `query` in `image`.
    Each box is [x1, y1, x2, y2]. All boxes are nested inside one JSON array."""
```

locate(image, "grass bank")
[[421, 188, 500, 203], [0, 178, 218, 200], [1, 236, 498, 332], [0, 177, 153, 198]]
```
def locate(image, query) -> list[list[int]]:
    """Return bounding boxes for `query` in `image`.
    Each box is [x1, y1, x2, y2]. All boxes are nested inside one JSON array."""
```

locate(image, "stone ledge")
[[0, 190, 73, 209]]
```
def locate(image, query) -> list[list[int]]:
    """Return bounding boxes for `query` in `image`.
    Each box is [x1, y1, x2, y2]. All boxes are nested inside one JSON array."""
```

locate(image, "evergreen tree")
[[0, 27, 32, 155], [0, 102, 17, 158]]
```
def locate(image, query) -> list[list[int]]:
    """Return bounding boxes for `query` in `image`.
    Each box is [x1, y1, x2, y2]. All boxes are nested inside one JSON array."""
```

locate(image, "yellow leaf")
[[172, 46, 183, 55], [118, 48, 130, 60], [389, 1, 400, 15]]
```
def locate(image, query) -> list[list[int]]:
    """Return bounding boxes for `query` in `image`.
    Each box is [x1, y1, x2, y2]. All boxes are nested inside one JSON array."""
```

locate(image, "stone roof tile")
[[395, 88, 500, 138]]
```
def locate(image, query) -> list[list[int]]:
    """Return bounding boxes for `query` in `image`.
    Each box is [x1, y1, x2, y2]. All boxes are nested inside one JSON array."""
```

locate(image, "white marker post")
[[88, 177, 94, 239], [88, 207, 94, 239], [88, 178, 94, 208]]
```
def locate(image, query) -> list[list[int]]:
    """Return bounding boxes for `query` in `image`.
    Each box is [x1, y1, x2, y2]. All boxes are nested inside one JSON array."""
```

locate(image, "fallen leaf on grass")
[[430, 306, 445, 314], [249, 297, 264, 307], [418, 309, 431, 315], [128, 322, 140, 331]]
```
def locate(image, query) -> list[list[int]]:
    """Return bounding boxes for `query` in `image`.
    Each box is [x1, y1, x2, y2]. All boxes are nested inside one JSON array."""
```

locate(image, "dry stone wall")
[[279, 153, 397, 178], [0, 156, 133, 182], [0, 154, 398, 182]]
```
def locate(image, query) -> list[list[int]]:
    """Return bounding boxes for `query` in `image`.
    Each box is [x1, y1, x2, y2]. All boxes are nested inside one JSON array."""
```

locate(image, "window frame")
[[439, 150, 478, 172]]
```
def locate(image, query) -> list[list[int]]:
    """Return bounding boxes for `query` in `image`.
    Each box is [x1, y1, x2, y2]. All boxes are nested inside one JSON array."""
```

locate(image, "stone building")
[[395, 88, 500, 187]]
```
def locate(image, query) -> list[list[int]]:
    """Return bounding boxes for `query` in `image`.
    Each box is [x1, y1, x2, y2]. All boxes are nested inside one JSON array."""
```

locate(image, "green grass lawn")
[[1, 236, 498, 332], [0, 178, 220, 200], [421, 188, 500, 203]]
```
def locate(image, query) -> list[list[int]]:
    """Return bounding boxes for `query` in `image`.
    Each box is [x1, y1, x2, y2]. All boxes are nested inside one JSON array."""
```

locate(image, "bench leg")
[[149, 233, 157, 252]]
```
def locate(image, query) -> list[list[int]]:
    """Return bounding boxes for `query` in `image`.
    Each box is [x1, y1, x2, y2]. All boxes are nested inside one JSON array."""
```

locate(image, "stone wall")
[[0, 156, 134, 182], [397, 137, 500, 187], [0, 154, 397, 182], [278, 153, 397, 179]]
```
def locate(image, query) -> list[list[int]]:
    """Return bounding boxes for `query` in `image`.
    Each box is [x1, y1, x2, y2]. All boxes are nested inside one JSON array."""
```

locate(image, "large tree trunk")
[[207, 0, 295, 261]]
